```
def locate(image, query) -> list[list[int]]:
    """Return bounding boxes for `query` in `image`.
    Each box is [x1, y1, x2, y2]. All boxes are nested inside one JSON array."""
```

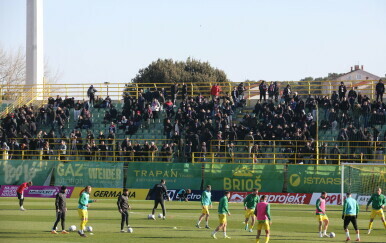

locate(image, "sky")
[[0, 0, 385, 84]]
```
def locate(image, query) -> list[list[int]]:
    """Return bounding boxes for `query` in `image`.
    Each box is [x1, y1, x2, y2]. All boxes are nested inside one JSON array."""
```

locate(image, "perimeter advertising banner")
[[309, 193, 358, 205], [0, 185, 74, 198], [146, 189, 225, 202], [287, 165, 341, 193], [203, 164, 285, 192], [71, 187, 149, 200], [126, 162, 202, 189], [0, 160, 56, 185], [54, 161, 124, 188], [229, 192, 312, 204]]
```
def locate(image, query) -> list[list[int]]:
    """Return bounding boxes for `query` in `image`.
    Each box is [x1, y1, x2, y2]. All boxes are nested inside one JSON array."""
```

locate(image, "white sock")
[[223, 232, 227, 236], [346, 232, 350, 237], [197, 220, 201, 225], [356, 233, 360, 239], [205, 221, 208, 226], [212, 230, 217, 235], [323, 230, 327, 235], [319, 232, 323, 237]]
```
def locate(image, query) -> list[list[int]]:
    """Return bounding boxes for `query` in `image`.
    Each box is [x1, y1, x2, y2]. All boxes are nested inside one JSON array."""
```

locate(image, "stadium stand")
[[1, 80, 386, 164]]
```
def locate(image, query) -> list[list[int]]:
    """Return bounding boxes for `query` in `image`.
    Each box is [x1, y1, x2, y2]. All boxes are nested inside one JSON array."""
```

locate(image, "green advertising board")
[[0, 160, 56, 185], [287, 165, 341, 193], [126, 162, 202, 189], [54, 161, 124, 188], [203, 164, 285, 192]]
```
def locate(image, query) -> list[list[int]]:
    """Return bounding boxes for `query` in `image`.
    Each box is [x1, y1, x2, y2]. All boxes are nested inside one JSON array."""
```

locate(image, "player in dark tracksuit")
[[151, 179, 170, 219], [51, 186, 69, 234], [117, 188, 131, 232]]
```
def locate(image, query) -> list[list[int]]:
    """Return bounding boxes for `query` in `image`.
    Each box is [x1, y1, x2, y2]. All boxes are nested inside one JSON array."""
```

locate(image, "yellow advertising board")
[[71, 188, 149, 200]]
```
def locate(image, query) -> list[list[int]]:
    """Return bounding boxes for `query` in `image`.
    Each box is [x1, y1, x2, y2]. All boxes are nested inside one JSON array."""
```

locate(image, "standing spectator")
[[237, 83, 246, 101], [273, 81, 279, 102], [231, 87, 239, 105], [210, 83, 222, 100], [319, 143, 328, 164], [361, 101, 371, 128], [259, 81, 267, 101], [244, 131, 254, 154], [59, 140, 67, 161], [185, 142, 192, 163], [376, 79, 385, 102], [170, 83, 178, 105], [151, 98, 161, 123], [347, 87, 357, 109], [161, 144, 173, 162], [199, 142, 207, 162], [150, 142, 158, 161], [98, 141, 108, 160], [330, 145, 341, 164], [1, 142, 10, 160], [283, 85, 291, 103], [74, 101, 82, 121], [181, 82, 188, 100], [340, 97, 350, 115], [164, 119, 173, 140], [87, 85, 97, 107], [268, 82, 275, 100], [338, 82, 347, 101]]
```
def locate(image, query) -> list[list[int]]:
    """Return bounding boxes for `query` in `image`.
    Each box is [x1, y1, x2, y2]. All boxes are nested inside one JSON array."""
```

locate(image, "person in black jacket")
[[150, 179, 170, 219], [51, 186, 69, 234], [338, 82, 347, 101], [376, 79, 385, 102], [347, 87, 357, 109], [117, 188, 131, 232], [259, 81, 267, 101], [181, 83, 188, 100], [170, 83, 178, 105]]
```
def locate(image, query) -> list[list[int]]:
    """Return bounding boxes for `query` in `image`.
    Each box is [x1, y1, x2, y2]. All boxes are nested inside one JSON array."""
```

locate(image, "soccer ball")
[[148, 214, 155, 220], [329, 232, 335, 238], [158, 213, 163, 218], [69, 225, 77, 231], [127, 227, 133, 233], [86, 226, 93, 232]]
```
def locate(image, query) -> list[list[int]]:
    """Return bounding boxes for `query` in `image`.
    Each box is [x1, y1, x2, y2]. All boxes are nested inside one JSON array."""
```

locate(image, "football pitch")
[[0, 198, 385, 243]]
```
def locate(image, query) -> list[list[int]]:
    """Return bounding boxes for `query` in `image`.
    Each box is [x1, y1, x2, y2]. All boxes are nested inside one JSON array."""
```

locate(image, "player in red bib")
[[16, 181, 33, 211]]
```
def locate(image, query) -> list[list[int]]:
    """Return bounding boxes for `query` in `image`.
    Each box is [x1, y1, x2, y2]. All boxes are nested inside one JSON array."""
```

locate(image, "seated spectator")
[[103, 110, 112, 124], [164, 99, 174, 118], [109, 122, 116, 134], [119, 116, 128, 130]]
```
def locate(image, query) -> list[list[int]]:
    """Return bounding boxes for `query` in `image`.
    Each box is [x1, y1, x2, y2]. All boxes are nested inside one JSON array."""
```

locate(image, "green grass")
[[0, 198, 385, 242]]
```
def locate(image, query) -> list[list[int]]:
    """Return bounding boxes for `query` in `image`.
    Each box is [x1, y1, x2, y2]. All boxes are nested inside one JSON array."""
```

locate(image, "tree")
[[127, 58, 230, 95], [0, 46, 61, 100]]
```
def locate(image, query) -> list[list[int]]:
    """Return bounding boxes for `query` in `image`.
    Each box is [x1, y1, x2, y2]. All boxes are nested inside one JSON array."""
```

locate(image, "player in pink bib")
[[315, 191, 329, 237], [254, 195, 271, 243]]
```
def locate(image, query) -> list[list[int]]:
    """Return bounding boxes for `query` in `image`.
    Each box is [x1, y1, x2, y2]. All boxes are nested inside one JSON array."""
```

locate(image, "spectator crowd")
[[1, 80, 386, 164]]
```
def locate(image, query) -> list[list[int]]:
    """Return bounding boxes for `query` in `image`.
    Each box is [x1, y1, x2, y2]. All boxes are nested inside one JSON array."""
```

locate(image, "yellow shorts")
[[202, 205, 210, 215], [257, 220, 270, 230], [316, 215, 328, 222], [218, 214, 227, 224], [245, 209, 255, 218], [78, 209, 88, 220], [370, 209, 385, 219]]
